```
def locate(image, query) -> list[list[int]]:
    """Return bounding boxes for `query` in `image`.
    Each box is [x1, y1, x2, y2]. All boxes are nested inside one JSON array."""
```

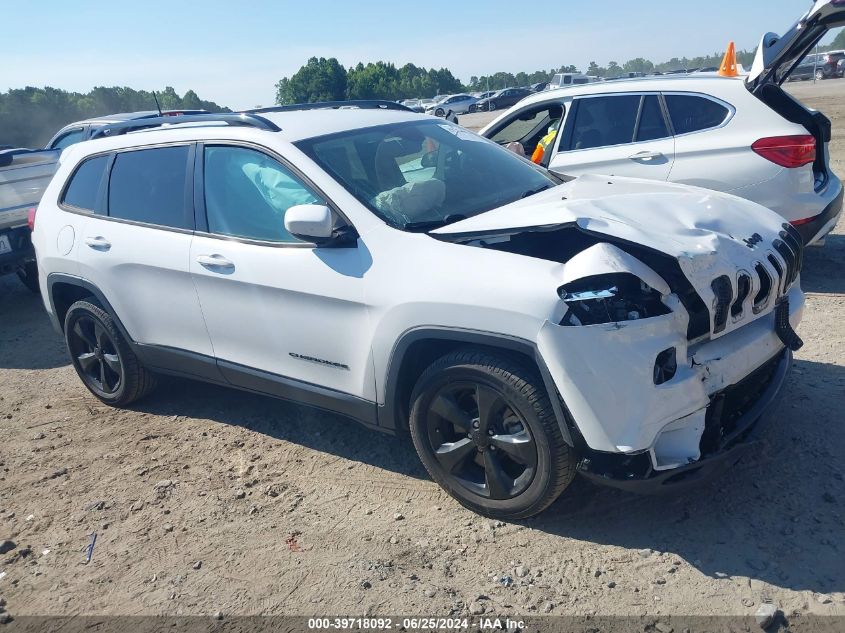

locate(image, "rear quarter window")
[[665, 94, 731, 135], [107, 146, 191, 229], [61, 155, 109, 212]]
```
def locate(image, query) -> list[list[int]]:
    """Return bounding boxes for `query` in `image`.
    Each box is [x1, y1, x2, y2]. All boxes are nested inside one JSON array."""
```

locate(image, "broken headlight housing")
[[559, 273, 670, 326]]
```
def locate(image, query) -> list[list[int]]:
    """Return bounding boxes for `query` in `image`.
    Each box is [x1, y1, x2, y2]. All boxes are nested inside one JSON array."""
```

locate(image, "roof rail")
[[89, 113, 281, 140], [247, 100, 413, 114]]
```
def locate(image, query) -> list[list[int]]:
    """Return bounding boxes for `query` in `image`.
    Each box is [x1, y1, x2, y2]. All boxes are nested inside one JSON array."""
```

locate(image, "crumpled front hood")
[[435, 174, 802, 340], [434, 174, 787, 282]]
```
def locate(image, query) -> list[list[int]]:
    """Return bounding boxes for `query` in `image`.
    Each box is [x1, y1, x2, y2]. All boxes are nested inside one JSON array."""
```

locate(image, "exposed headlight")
[[558, 273, 670, 326]]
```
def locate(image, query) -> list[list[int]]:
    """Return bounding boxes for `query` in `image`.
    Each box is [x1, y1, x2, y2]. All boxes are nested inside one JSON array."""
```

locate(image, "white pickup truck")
[[0, 109, 210, 291], [0, 147, 60, 291]]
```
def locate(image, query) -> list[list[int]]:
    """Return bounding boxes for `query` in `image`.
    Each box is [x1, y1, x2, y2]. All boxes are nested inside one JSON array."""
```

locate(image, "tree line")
[[278, 29, 845, 103], [0, 86, 228, 148], [275, 58, 465, 104]]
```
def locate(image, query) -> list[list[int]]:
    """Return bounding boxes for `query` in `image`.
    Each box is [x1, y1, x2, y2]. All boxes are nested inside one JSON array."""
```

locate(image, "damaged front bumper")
[[576, 348, 791, 492], [536, 279, 803, 491]]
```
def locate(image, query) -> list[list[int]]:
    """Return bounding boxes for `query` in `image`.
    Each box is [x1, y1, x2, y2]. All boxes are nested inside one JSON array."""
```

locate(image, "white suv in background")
[[480, 1, 845, 246], [33, 106, 805, 519]]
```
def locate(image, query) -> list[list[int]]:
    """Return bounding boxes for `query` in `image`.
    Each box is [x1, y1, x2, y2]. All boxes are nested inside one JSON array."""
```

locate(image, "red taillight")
[[751, 135, 816, 168], [790, 216, 815, 227], [27, 207, 37, 231]]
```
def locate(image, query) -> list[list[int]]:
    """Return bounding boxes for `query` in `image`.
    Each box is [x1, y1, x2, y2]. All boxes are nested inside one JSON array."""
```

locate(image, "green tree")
[[623, 58, 654, 74], [824, 28, 845, 51], [0, 86, 228, 148], [275, 57, 347, 104]]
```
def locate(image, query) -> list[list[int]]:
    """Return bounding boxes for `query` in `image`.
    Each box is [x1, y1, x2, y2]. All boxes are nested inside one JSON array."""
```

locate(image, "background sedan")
[[425, 94, 478, 116], [473, 87, 533, 112]]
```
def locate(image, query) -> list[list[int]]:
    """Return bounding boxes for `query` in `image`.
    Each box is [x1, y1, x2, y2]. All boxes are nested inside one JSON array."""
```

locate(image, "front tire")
[[816, 68, 825, 81], [64, 298, 156, 406], [409, 349, 576, 519]]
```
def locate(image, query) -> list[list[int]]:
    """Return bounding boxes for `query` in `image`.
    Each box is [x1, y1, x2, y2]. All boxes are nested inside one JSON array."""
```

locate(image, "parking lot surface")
[[1, 80, 844, 619]]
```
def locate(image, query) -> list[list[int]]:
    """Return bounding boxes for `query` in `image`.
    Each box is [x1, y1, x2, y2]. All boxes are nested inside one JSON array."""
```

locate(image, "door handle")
[[84, 236, 111, 250], [628, 150, 664, 162], [196, 254, 235, 271]]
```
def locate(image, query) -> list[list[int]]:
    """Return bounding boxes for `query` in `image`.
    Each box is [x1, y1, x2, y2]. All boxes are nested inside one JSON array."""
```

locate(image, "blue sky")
[[0, 0, 836, 109]]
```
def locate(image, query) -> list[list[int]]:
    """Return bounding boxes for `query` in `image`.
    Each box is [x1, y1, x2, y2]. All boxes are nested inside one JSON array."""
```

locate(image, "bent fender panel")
[[561, 242, 671, 295], [537, 315, 708, 454]]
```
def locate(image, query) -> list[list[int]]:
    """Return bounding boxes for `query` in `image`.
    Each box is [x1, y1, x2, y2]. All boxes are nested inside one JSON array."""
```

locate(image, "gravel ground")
[[1, 80, 844, 621]]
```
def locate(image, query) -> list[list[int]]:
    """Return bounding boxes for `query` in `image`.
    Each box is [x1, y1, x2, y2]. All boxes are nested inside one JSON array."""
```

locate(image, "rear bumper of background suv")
[[577, 348, 791, 493], [794, 182, 843, 245]]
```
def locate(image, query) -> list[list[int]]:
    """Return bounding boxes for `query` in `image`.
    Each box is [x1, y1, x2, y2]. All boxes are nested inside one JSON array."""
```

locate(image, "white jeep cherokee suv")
[[33, 105, 805, 518]]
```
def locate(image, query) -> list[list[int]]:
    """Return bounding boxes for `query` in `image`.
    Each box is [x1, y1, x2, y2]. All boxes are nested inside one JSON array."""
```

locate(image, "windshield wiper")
[[402, 214, 467, 232], [521, 184, 553, 199], [402, 220, 451, 232]]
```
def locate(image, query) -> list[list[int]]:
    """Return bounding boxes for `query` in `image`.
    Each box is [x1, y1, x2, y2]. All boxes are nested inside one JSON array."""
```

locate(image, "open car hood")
[[746, 0, 845, 90], [432, 175, 788, 266]]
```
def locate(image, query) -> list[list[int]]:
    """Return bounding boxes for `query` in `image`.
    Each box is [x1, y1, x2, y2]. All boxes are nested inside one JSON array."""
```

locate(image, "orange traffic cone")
[[718, 41, 738, 77]]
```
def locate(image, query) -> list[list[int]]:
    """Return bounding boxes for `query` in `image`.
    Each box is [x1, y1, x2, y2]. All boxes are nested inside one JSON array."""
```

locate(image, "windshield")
[[296, 119, 559, 231]]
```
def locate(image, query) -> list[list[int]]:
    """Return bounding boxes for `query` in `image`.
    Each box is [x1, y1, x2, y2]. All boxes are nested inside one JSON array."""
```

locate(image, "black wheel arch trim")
[[379, 326, 575, 446], [46, 273, 135, 342]]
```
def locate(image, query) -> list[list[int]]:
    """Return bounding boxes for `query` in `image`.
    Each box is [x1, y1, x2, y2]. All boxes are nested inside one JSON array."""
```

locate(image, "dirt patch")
[[1, 83, 844, 620]]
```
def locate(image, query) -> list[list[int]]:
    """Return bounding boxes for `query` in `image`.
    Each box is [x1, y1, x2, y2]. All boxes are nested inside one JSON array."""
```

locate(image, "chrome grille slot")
[[731, 273, 751, 319], [781, 224, 804, 279], [753, 262, 772, 313], [711, 275, 732, 334], [772, 239, 796, 286], [767, 255, 784, 296]]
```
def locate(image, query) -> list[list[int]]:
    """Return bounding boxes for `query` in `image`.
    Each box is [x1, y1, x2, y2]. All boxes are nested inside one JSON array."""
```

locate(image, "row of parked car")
[[400, 87, 539, 116], [788, 50, 845, 80], [399, 70, 726, 118], [2, 0, 843, 520]]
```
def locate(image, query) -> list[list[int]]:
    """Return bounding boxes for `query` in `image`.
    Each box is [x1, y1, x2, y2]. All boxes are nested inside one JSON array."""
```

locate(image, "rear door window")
[[636, 95, 670, 142], [61, 155, 108, 212], [665, 94, 730, 135], [107, 145, 191, 229], [569, 95, 641, 150]]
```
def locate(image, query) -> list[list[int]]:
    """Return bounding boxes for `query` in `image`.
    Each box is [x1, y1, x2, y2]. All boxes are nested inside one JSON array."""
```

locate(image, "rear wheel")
[[64, 298, 156, 406], [409, 349, 576, 519]]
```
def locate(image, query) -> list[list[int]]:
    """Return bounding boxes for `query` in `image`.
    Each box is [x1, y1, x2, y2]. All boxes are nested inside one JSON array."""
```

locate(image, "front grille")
[[744, 226, 805, 320], [700, 351, 784, 455]]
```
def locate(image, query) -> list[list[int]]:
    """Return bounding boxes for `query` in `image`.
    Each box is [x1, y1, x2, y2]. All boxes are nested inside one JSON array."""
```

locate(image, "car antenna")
[[152, 91, 163, 116]]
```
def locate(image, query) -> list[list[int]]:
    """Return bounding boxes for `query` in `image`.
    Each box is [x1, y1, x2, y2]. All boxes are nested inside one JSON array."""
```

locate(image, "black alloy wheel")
[[67, 313, 123, 397], [64, 298, 157, 406], [425, 381, 537, 500], [409, 350, 577, 519]]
